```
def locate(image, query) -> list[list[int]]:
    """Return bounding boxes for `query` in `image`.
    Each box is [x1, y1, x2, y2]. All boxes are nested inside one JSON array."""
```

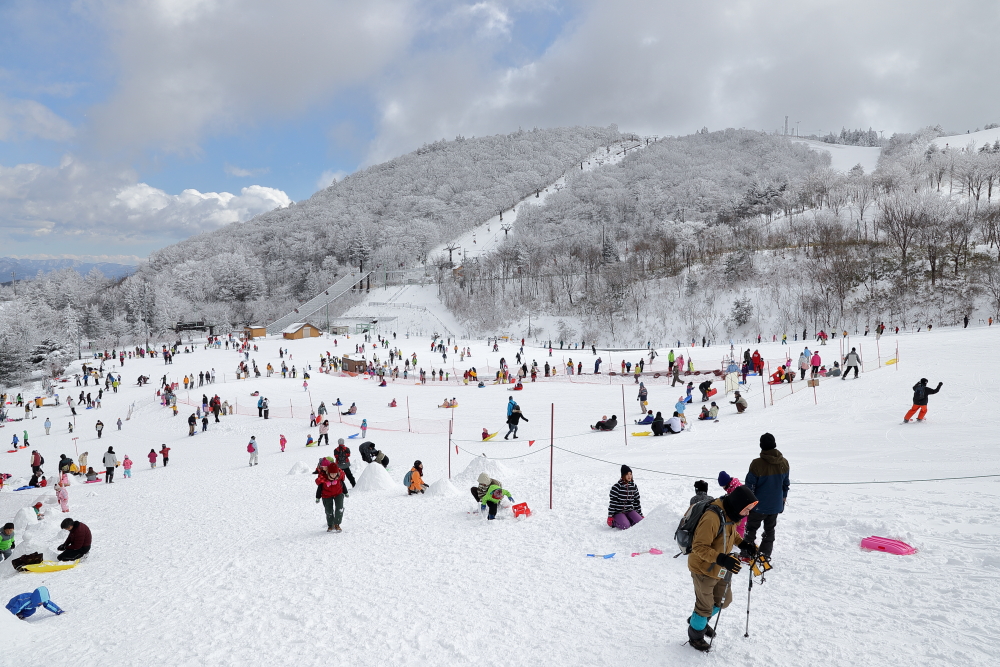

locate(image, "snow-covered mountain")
[[0, 257, 135, 282]]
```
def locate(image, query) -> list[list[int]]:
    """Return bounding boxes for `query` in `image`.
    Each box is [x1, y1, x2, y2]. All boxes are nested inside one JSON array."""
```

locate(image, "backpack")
[[674, 500, 726, 555], [39, 456, 44, 465], [403, 470, 413, 487], [247, 442, 255, 452]]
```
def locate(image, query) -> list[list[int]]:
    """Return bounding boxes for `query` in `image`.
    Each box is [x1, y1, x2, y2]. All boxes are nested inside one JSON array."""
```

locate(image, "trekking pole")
[[744, 565, 753, 637], [707, 572, 733, 650]]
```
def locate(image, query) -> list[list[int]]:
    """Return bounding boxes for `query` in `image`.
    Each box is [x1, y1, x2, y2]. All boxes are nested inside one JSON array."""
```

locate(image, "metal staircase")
[[266, 271, 371, 335]]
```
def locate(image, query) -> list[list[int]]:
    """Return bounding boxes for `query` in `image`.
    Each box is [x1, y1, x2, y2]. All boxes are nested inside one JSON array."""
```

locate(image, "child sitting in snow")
[[482, 428, 490, 440], [388, 399, 397, 407], [85, 468, 99, 482], [305, 435, 315, 447]]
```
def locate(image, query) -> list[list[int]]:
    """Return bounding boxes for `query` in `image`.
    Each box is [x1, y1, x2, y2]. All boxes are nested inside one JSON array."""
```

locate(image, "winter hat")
[[694, 480, 708, 493], [478, 472, 491, 485], [759, 433, 776, 450], [621, 464, 632, 478], [721, 485, 758, 521], [919, 378, 928, 384], [337, 438, 345, 445], [718, 471, 732, 488]]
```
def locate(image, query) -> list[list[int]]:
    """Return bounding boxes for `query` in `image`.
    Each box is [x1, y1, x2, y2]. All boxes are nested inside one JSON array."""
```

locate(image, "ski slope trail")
[[1, 324, 998, 666], [429, 139, 649, 265]]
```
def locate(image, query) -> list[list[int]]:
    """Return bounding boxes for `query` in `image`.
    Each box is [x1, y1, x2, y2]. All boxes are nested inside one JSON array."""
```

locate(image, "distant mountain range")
[[0, 256, 136, 282]]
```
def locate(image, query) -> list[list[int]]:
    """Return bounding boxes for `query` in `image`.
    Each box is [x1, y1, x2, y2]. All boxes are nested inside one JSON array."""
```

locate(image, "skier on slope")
[[685, 485, 758, 652], [842, 347, 861, 380], [903, 378, 942, 423]]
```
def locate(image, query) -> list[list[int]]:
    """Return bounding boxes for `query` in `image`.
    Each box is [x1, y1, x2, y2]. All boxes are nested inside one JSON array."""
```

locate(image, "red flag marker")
[[528, 440, 536, 446]]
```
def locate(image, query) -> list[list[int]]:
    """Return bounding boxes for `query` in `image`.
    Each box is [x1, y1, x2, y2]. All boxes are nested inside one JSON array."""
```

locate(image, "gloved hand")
[[508, 496, 514, 503], [742, 542, 758, 558], [716, 553, 742, 574], [607, 517, 614, 527], [315, 498, 320, 504]]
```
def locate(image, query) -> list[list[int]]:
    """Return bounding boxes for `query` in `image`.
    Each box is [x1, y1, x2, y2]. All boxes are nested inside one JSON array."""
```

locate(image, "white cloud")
[[316, 169, 348, 191], [0, 155, 290, 244], [224, 163, 269, 177], [89, 0, 416, 155], [0, 96, 75, 142]]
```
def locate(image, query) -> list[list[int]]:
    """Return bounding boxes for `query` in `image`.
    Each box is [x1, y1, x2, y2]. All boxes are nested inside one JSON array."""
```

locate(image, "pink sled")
[[861, 536, 916, 555]]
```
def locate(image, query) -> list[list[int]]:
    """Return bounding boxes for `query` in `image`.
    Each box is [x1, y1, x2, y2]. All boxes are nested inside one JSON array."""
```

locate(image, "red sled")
[[707, 388, 717, 397], [512, 502, 532, 518], [860, 536, 916, 555]]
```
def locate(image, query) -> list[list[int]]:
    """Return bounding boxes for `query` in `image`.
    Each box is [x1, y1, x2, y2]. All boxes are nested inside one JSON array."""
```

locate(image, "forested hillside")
[[442, 126, 1000, 344]]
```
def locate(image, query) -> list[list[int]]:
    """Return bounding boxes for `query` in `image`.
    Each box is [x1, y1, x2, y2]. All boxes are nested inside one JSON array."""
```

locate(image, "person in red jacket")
[[160, 445, 171, 466], [57, 518, 92, 561], [316, 462, 347, 533]]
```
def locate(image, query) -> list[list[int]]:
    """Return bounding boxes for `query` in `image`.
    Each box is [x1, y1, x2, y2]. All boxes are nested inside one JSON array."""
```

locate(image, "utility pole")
[[500, 224, 512, 237], [10, 271, 14, 297], [444, 243, 460, 264]]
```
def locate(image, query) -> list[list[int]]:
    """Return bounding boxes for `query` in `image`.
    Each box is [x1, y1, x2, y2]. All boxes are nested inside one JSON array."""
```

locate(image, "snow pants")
[[691, 571, 732, 620], [249, 451, 258, 466], [843, 365, 859, 379], [105, 467, 114, 483], [322, 494, 345, 528], [904, 404, 928, 421], [611, 511, 643, 530], [744, 511, 778, 557], [58, 546, 89, 562]]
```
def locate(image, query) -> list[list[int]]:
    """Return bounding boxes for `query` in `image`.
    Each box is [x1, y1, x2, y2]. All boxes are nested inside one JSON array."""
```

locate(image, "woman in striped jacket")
[[608, 465, 643, 529]]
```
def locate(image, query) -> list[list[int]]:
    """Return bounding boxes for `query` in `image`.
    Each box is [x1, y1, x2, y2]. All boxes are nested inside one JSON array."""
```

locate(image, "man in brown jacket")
[[686, 486, 758, 652]]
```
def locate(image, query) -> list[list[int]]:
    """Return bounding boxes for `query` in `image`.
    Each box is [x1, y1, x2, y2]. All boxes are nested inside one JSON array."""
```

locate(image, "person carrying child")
[[315, 461, 347, 533]]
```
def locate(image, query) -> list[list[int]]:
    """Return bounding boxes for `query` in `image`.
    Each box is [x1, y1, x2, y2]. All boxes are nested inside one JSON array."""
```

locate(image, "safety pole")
[[406, 397, 411, 432], [621, 385, 627, 447], [813, 381, 817, 405], [290, 399, 294, 419], [448, 419, 453, 479], [549, 402, 554, 510], [760, 366, 766, 409]]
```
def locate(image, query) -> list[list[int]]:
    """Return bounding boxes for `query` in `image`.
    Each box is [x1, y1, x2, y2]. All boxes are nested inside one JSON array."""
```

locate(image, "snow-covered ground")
[[2, 324, 998, 666], [932, 126, 1000, 152], [791, 139, 880, 173]]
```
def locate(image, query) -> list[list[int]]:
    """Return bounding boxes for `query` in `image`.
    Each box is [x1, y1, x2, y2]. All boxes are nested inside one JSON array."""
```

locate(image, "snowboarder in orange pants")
[[903, 378, 942, 422]]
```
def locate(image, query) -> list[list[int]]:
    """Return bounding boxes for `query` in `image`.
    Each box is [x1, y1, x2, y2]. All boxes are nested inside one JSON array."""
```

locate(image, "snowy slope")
[[1, 325, 998, 666], [931, 127, 1000, 152], [791, 139, 880, 173]]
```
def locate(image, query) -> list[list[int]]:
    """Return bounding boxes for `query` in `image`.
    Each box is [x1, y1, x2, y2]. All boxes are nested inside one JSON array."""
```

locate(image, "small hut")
[[244, 325, 267, 338], [282, 323, 322, 340]]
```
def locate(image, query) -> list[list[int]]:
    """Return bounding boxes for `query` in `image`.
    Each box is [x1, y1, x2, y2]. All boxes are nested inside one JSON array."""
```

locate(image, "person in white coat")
[[248, 436, 259, 466], [103, 446, 119, 484]]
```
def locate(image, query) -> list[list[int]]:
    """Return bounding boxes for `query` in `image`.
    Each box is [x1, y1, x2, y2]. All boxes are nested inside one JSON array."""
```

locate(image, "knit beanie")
[[621, 464, 632, 478], [337, 438, 345, 445], [760, 433, 776, 450], [721, 485, 758, 521], [477, 472, 491, 485], [718, 471, 732, 488]]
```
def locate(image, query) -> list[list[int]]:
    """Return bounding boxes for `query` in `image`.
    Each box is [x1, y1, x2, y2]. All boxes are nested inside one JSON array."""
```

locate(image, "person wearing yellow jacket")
[[686, 486, 758, 652], [407, 461, 428, 495]]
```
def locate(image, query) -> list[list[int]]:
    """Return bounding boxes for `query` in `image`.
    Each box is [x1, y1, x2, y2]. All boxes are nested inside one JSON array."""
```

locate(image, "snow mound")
[[454, 456, 511, 485], [288, 461, 312, 475], [427, 478, 459, 497], [354, 462, 397, 492], [0, 609, 35, 647], [627, 504, 682, 547]]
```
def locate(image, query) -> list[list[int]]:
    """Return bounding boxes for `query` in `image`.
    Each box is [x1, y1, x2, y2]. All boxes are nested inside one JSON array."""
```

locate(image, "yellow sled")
[[22, 560, 80, 573], [631, 431, 651, 437], [482, 432, 499, 441], [885, 359, 898, 365]]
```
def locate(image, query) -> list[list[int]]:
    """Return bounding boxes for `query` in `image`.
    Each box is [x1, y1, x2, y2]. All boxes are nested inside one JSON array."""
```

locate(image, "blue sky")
[[1, 0, 996, 262]]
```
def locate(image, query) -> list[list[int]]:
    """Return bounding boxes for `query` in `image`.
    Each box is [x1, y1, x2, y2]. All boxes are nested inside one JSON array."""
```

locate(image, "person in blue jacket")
[[6, 586, 64, 618], [506, 396, 515, 417], [634, 410, 654, 425], [741, 432, 790, 559]]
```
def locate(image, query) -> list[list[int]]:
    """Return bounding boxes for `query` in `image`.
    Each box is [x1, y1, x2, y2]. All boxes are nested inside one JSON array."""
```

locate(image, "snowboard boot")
[[687, 623, 711, 652]]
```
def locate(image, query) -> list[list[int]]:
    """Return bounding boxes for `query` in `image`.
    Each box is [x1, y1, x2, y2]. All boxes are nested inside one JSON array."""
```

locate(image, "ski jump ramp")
[[266, 271, 372, 335]]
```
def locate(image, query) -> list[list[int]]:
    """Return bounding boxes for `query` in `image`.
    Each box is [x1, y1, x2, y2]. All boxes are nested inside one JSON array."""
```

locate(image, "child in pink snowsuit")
[[279, 435, 287, 452], [56, 474, 70, 512], [122, 455, 133, 478], [148, 449, 158, 468], [717, 471, 747, 537]]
